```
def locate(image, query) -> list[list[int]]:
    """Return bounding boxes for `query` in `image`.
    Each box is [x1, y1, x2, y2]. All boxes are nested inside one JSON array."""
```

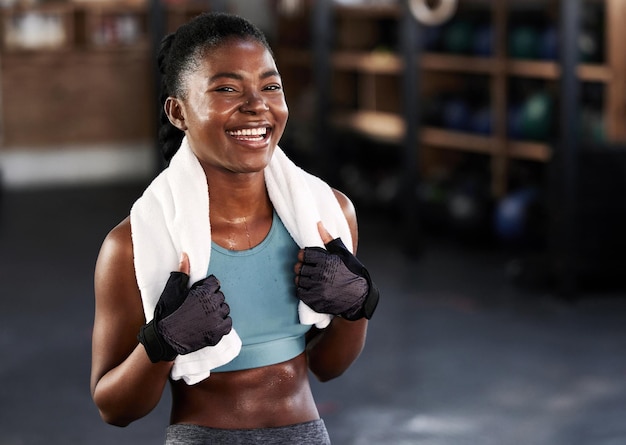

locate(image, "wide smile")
[[226, 126, 271, 143]]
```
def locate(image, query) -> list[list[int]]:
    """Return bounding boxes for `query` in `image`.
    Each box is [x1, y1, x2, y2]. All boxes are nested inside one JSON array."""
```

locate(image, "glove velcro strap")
[[137, 319, 177, 363], [325, 237, 380, 321], [361, 271, 380, 320], [343, 268, 380, 321]]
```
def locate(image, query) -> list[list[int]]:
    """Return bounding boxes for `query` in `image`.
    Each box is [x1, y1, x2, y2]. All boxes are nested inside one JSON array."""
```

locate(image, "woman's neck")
[[206, 171, 273, 250], [207, 171, 271, 219]]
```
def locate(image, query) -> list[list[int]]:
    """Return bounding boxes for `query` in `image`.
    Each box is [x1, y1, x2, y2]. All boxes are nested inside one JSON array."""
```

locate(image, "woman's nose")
[[240, 92, 268, 113]]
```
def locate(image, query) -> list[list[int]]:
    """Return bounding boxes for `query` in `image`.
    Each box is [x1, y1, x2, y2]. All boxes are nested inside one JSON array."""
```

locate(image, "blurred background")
[[1, 0, 625, 444]]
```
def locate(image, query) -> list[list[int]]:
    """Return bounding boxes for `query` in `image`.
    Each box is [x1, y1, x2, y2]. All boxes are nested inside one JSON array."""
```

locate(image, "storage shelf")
[[423, 54, 613, 83], [421, 126, 496, 155], [332, 51, 403, 74], [507, 60, 613, 82], [421, 126, 552, 162], [331, 110, 552, 162], [276, 0, 625, 202], [421, 53, 500, 74], [507, 140, 552, 162], [331, 110, 404, 144], [299, 50, 616, 83]]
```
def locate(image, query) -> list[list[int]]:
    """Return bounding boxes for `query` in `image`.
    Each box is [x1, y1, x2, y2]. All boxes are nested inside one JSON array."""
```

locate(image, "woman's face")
[[177, 38, 288, 175]]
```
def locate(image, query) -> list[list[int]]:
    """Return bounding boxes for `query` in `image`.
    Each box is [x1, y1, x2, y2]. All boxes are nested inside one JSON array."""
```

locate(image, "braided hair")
[[157, 12, 273, 163]]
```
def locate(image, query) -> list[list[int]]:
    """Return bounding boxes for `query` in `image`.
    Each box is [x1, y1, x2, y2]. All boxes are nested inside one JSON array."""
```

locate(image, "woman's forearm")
[[306, 317, 368, 382], [92, 345, 173, 427]]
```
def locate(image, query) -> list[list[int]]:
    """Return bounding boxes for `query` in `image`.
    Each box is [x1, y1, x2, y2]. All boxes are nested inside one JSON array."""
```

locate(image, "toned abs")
[[169, 352, 319, 428]]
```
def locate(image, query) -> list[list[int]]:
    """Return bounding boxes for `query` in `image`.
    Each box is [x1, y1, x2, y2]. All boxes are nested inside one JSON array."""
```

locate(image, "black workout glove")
[[296, 238, 379, 321], [138, 273, 232, 363]]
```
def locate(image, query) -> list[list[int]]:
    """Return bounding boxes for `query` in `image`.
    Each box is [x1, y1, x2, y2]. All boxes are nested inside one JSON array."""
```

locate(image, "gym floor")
[[1, 181, 625, 445]]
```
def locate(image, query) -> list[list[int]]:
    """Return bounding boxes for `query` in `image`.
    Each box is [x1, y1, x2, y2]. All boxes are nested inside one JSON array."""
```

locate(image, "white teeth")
[[227, 128, 267, 137]]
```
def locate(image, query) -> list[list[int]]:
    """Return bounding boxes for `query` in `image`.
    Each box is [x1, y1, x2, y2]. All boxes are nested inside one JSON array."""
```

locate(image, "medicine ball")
[[494, 187, 542, 243], [520, 92, 553, 141], [509, 26, 539, 59], [443, 20, 474, 54]]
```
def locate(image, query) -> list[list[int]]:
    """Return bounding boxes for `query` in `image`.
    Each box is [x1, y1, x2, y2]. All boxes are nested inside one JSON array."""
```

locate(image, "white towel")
[[130, 137, 353, 385]]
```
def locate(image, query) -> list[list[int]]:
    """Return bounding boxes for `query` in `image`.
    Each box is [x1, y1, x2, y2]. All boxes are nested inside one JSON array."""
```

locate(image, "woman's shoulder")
[[96, 217, 134, 276], [331, 188, 358, 252], [94, 216, 141, 312], [331, 189, 356, 221], [104, 217, 132, 252]]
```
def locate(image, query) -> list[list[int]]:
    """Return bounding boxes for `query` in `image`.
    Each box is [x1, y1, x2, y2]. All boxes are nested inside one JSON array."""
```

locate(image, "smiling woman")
[[90, 11, 379, 445], [163, 35, 287, 176]]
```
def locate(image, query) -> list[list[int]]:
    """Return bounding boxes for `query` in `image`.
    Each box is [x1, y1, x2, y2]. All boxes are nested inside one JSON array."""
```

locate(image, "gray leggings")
[[165, 419, 331, 445]]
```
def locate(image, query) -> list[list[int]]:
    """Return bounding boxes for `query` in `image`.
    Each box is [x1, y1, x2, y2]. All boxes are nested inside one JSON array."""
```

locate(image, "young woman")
[[90, 12, 379, 444]]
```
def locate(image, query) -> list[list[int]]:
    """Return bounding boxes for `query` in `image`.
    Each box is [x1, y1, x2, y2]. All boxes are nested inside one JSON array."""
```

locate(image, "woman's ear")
[[164, 97, 188, 131]]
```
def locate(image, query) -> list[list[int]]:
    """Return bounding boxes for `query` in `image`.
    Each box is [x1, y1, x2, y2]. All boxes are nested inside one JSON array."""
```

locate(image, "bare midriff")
[[169, 352, 319, 429]]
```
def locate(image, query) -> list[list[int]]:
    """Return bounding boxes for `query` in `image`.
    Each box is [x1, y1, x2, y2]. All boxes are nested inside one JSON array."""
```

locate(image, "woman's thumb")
[[179, 252, 191, 275], [317, 221, 334, 245]]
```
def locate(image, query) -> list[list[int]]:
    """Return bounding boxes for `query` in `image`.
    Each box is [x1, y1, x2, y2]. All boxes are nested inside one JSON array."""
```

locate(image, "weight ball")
[[579, 108, 606, 143], [469, 106, 492, 135], [494, 187, 539, 242], [442, 99, 470, 131], [447, 190, 492, 244], [472, 24, 493, 57], [448, 192, 478, 226], [588, 111, 606, 143], [509, 26, 540, 59], [579, 29, 601, 63], [520, 92, 553, 141], [446, 180, 492, 240], [538, 26, 558, 60], [443, 20, 474, 54]]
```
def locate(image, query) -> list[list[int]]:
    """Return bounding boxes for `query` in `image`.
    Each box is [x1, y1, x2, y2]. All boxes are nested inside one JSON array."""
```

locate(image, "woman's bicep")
[[332, 188, 358, 253]]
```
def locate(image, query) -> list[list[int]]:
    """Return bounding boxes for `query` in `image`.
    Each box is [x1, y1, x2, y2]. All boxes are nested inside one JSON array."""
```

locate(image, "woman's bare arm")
[[305, 190, 369, 382], [90, 217, 173, 426]]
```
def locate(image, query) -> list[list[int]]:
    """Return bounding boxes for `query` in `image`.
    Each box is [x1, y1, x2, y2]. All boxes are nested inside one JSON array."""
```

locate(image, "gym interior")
[[1, 1, 625, 444]]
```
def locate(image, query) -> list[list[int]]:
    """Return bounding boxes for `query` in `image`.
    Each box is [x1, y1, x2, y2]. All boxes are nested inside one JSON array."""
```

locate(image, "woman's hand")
[[138, 253, 233, 362], [295, 222, 379, 321]]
